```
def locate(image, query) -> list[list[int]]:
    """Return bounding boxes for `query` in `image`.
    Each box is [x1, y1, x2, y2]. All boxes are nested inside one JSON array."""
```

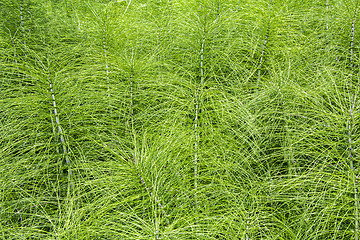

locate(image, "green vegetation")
[[1, 0, 360, 239]]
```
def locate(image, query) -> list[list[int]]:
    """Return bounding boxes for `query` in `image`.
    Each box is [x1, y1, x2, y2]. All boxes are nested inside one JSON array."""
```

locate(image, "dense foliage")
[[1, 0, 360, 239]]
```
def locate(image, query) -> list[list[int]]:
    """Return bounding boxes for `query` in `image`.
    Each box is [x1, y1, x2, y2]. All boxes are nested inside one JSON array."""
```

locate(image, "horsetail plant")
[[102, 23, 110, 96], [4, 0, 360, 239], [194, 26, 205, 195], [20, 0, 25, 46], [258, 22, 270, 81], [348, 8, 359, 239]]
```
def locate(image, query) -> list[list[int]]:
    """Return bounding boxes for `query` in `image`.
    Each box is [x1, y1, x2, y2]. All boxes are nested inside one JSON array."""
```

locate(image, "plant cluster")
[[1, 0, 360, 239]]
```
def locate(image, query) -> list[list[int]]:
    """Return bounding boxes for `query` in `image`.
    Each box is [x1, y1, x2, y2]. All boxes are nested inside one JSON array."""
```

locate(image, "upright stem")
[[129, 64, 137, 162], [200, 33, 205, 86], [10, 32, 20, 80], [20, 0, 25, 46], [194, 102, 198, 190], [326, 0, 329, 31], [258, 22, 270, 81], [11, 36, 17, 63], [48, 70, 73, 210], [103, 24, 110, 96], [349, 12, 358, 240], [351, 16, 356, 70], [48, 71, 70, 163], [245, 219, 250, 240], [169, 0, 172, 21], [20, 0, 27, 84], [258, 0, 272, 82], [194, 30, 205, 193], [349, 95, 358, 240], [130, 66, 134, 126], [286, 11, 294, 176]]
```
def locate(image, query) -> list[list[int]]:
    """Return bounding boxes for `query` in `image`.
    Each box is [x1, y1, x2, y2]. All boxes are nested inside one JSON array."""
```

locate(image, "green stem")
[[130, 66, 134, 127], [194, 30, 205, 193], [349, 11, 358, 240], [48, 69, 72, 197], [20, 0, 25, 46], [326, 0, 329, 31], [258, 22, 269, 81], [349, 96, 358, 240], [103, 24, 110, 96]]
